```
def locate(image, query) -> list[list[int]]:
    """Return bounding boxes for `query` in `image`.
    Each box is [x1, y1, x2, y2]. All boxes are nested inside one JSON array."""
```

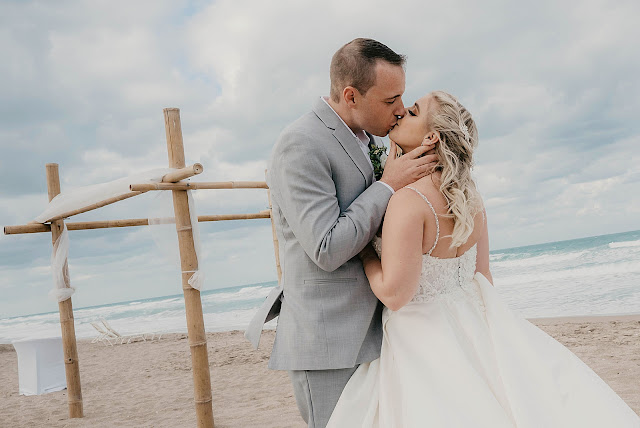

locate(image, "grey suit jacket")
[[245, 97, 392, 371]]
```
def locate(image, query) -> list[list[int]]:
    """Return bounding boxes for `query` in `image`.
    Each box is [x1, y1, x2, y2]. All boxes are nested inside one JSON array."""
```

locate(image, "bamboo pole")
[[5, 211, 271, 235], [45, 163, 83, 418], [42, 191, 144, 223], [164, 108, 214, 428], [130, 181, 268, 191], [198, 211, 270, 222], [36, 163, 203, 223], [266, 171, 282, 283], [4, 223, 52, 234], [161, 163, 203, 183]]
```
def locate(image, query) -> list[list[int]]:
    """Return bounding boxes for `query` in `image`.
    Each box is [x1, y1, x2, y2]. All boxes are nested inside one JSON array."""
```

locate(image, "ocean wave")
[[202, 285, 273, 303], [609, 240, 640, 249], [494, 259, 640, 286], [491, 250, 587, 269], [75, 299, 182, 318], [237, 286, 267, 295], [495, 276, 640, 319]]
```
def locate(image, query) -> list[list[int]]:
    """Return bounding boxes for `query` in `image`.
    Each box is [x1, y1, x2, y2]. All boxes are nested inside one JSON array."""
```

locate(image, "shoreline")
[[1, 312, 638, 345], [529, 313, 640, 324]]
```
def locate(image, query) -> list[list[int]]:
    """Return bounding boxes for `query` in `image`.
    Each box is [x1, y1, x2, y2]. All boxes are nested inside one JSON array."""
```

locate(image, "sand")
[[1, 315, 639, 427]]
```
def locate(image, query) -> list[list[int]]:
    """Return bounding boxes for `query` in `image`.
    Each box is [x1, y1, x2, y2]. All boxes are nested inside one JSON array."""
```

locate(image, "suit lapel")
[[313, 98, 374, 187]]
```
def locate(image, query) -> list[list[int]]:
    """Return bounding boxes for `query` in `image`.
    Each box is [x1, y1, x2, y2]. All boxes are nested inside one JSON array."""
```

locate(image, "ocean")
[[1, 230, 639, 344]]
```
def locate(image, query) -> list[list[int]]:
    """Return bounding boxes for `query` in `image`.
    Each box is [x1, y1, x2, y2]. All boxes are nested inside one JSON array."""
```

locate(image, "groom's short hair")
[[330, 38, 406, 102]]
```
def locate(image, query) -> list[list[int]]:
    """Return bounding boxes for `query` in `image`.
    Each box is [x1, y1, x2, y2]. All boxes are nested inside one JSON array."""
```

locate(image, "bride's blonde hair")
[[427, 91, 481, 248]]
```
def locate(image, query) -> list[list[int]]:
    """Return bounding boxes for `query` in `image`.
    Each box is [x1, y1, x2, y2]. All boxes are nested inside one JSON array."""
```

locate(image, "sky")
[[1, 0, 639, 318]]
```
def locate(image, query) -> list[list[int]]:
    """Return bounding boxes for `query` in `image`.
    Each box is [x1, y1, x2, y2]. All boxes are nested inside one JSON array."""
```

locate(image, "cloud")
[[1, 0, 639, 317]]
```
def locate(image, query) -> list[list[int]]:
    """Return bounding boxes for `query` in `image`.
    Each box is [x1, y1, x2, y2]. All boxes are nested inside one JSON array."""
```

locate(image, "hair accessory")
[[459, 120, 470, 142]]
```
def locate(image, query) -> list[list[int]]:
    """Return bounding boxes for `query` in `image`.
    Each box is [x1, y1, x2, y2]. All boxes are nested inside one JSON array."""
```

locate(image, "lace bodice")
[[371, 186, 482, 306]]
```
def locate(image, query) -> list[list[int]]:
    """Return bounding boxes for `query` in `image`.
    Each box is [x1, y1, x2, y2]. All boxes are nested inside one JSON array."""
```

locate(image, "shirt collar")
[[321, 97, 370, 147]]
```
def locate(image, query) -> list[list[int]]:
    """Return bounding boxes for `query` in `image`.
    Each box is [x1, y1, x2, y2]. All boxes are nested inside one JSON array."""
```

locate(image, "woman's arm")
[[360, 190, 425, 311], [475, 208, 493, 284]]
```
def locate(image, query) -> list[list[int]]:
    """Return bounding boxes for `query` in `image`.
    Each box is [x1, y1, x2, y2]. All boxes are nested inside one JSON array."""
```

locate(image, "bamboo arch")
[[3, 108, 282, 428]]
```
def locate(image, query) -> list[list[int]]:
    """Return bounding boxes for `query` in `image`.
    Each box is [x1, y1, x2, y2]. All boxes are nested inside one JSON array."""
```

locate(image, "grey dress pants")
[[288, 366, 359, 428]]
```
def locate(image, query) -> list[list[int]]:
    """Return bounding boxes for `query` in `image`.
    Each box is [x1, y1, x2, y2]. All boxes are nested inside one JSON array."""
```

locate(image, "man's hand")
[[379, 139, 438, 191]]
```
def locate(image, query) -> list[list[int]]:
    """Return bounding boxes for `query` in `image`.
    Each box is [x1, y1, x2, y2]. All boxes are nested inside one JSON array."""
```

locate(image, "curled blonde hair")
[[427, 91, 481, 248]]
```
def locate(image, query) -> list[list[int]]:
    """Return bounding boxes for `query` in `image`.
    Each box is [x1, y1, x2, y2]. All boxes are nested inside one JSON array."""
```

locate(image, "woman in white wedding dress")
[[327, 91, 640, 427]]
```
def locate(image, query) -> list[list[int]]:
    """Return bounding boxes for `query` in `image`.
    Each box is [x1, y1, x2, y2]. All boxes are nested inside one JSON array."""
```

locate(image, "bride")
[[327, 91, 640, 427]]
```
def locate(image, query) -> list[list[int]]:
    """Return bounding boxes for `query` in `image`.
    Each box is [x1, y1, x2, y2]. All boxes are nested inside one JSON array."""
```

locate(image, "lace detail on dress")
[[413, 246, 483, 307], [371, 238, 483, 308]]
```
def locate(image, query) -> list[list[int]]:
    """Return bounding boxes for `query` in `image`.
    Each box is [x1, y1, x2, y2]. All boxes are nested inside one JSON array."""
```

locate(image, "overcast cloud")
[[1, 0, 639, 318]]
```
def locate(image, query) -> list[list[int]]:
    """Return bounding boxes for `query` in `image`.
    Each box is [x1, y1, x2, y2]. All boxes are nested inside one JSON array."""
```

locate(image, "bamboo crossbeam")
[[4, 211, 271, 235], [164, 108, 214, 428], [4, 223, 52, 234], [46, 164, 83, 419], [198, 211, 270, 222], [161, 163, 203, 183], [43, 191, 145, 223], [130, 181, 268, 191], [34, 163, 203, 223]]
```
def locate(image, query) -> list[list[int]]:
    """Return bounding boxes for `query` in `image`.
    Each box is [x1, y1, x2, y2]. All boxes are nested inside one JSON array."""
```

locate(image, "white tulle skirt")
[[327, 273, 640, 428]]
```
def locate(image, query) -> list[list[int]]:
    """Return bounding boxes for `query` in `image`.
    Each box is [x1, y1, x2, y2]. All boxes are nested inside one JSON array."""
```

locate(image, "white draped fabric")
[[33, 168, 206, 301], [49, 224, 74, 302], [34, 168, 173, 224]]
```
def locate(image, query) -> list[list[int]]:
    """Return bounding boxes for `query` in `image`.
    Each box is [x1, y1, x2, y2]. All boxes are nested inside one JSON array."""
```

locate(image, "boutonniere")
[[369, 142, 388, 181]]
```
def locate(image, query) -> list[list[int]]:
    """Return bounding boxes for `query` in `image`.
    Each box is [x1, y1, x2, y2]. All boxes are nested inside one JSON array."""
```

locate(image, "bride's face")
[[389, 94, 432, 152]]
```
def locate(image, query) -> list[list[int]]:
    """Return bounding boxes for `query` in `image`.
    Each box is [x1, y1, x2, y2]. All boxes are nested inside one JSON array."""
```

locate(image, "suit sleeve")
[[270, 130, 392, 272]]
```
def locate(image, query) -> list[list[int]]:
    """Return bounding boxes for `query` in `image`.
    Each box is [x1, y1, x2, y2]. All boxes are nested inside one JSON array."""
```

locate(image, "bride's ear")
[[423, 131, 440, 145]]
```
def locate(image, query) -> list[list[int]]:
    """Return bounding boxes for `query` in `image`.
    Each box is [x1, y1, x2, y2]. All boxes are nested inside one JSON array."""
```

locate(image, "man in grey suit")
[[245, 38, 437, 427]]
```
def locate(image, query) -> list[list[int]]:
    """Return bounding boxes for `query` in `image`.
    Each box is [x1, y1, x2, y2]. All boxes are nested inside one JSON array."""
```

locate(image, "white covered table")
[[12, 337, 67, 395]]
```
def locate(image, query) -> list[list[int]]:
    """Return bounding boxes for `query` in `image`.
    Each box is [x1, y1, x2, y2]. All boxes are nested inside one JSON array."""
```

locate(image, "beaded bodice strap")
[[406, 186, 439, 256]]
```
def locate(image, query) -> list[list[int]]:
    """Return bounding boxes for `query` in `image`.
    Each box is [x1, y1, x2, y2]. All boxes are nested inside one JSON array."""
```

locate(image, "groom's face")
[[353, 62, 406, 137]]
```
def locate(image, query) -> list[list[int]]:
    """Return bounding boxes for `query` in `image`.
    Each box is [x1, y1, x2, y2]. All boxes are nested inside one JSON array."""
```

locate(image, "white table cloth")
[[12, 337, 66, 395]]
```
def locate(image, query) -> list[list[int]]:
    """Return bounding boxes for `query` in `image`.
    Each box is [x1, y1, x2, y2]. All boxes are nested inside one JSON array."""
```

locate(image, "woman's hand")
[[379, 140, 437, 191], [359, 244, 379, 266]]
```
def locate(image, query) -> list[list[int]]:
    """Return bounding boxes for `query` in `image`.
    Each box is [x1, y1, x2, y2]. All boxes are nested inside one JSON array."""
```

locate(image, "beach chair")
[[100, 319, 146, 344], [90, 322, 116, 346], [143, 331, 164, 341]]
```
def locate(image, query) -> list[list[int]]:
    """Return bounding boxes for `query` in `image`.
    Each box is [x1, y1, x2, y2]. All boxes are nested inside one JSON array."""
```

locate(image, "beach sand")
[[1, 315, 638, 427]]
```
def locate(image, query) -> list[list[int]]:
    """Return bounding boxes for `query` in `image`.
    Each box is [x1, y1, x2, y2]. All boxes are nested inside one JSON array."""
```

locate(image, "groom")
[[246, 38, 437, 427]]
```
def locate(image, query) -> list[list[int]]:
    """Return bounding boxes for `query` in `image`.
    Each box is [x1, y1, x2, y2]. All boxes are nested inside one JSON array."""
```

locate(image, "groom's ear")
[[343, 86, 358, 108]]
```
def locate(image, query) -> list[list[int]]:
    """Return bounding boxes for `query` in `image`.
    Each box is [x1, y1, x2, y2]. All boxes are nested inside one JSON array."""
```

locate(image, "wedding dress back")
[[372, 186, 480, 305]]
